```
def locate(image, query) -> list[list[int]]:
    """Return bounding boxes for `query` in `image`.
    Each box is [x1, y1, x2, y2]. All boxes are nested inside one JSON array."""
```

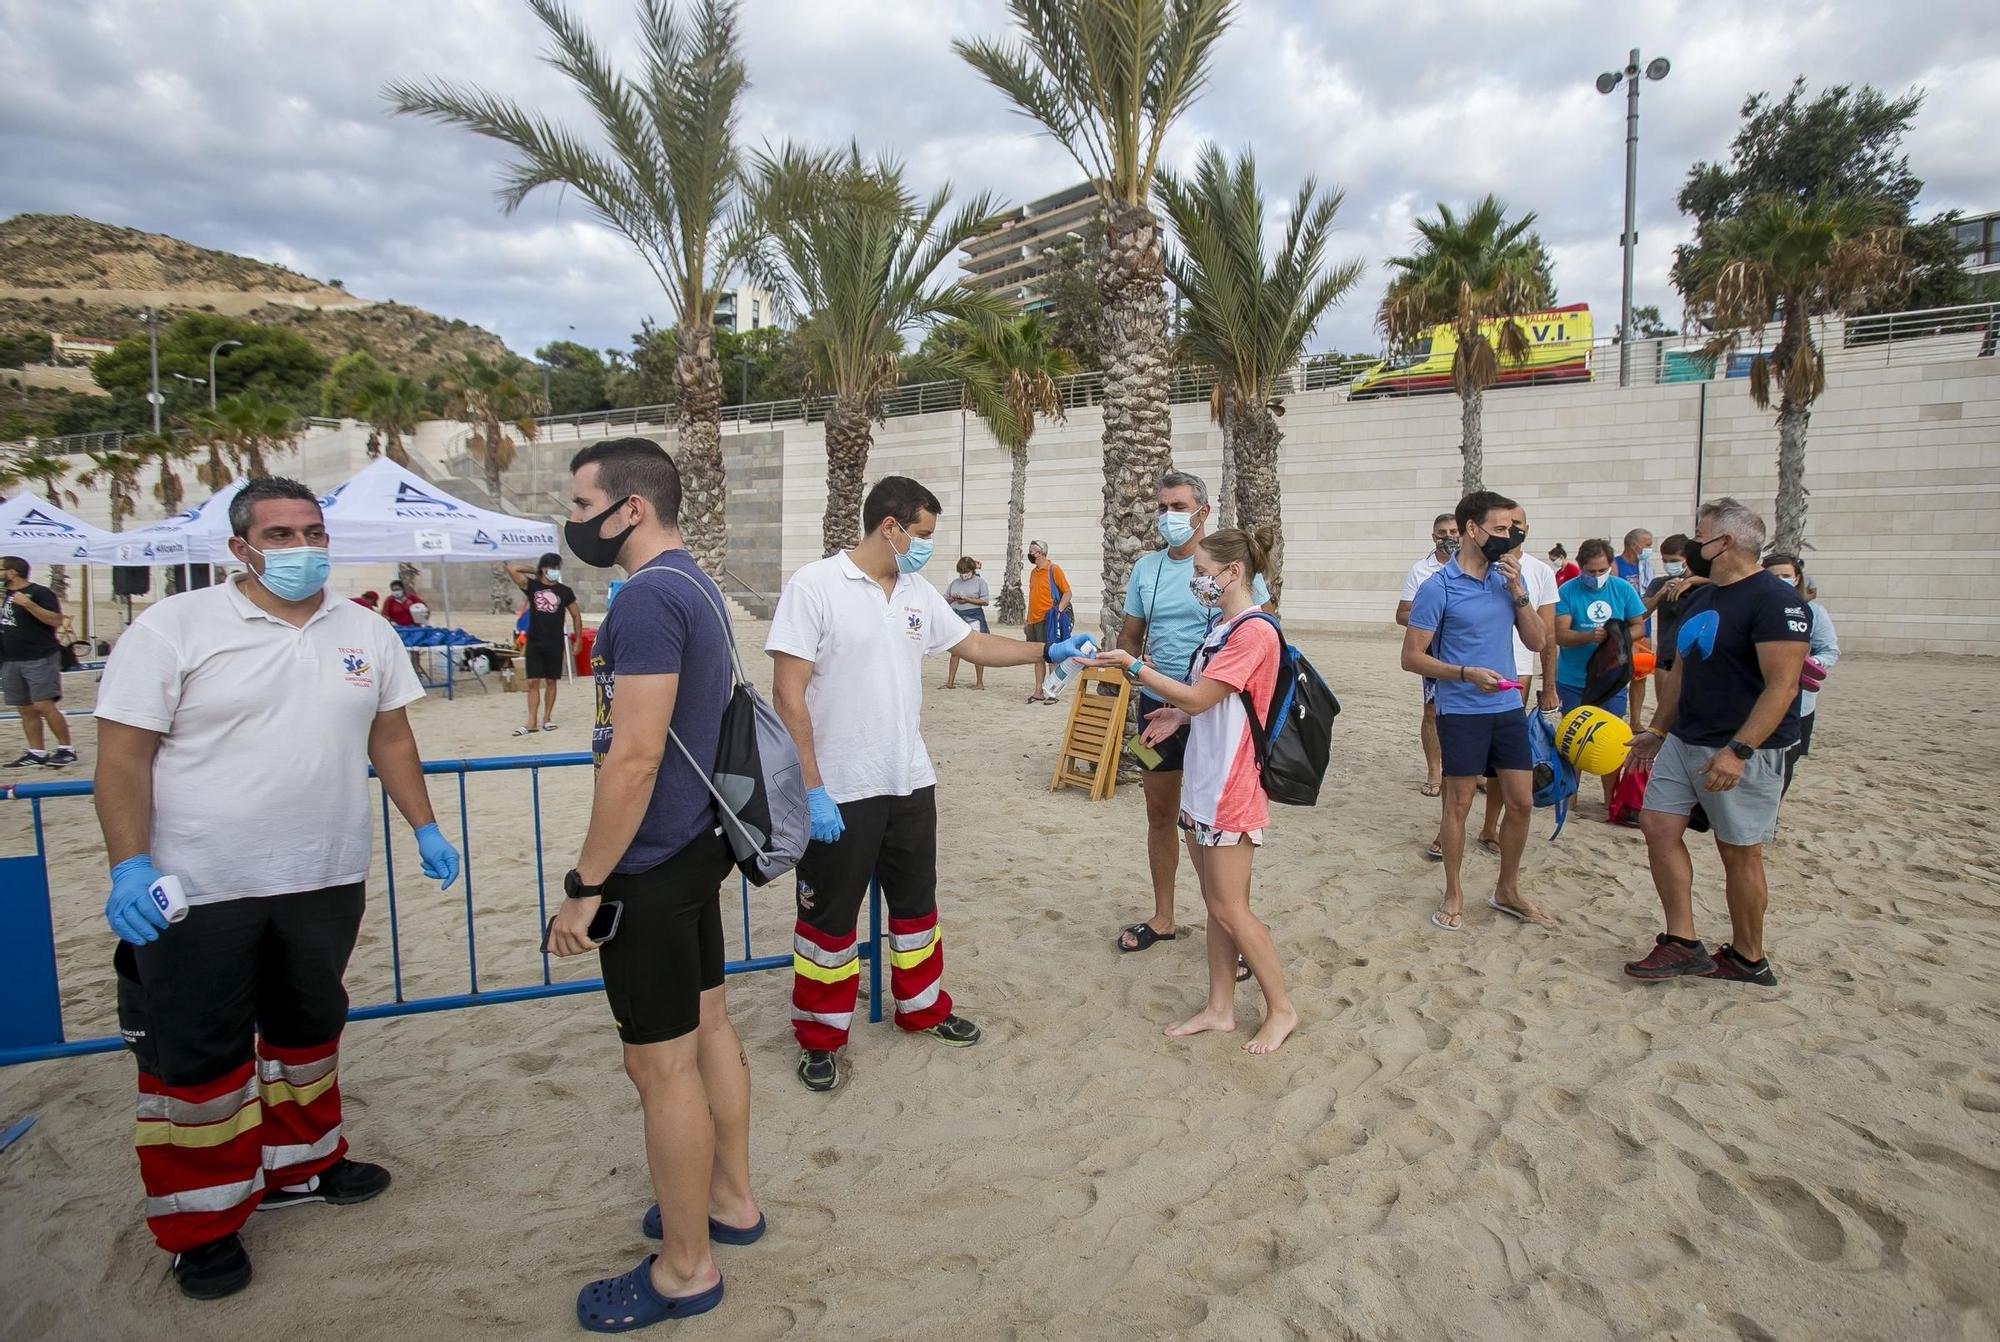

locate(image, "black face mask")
[[1684, 535, 1721, 579], [565, 496, 634, 569], [1477, 525, 1525, 564]]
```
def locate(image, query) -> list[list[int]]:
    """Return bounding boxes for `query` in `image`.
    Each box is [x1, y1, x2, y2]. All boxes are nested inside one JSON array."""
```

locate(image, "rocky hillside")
[[0, 214, 516, 384]]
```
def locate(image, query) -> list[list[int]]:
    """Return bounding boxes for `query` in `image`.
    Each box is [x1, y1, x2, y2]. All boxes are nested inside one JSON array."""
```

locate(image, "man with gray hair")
[[1113, 469, 1267, 955], [1625, 498, 1808, 987]]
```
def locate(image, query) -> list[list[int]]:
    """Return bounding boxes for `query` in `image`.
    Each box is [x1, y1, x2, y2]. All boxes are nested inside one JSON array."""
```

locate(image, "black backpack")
[[640, 566, 809, 887], [1210, 612, 1339, 806]]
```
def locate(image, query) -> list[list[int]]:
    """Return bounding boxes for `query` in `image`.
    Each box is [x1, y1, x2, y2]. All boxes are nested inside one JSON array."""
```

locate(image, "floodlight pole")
[[146, 308, 162, 434], [1599, 48, 1670, 388], [1619, 50, 1641, 388]]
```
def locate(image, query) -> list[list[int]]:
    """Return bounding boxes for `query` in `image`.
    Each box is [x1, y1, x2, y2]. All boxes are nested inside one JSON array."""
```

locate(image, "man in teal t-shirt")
[[1112, 470, 1267, 958], [1554, 538, 1647, 812]]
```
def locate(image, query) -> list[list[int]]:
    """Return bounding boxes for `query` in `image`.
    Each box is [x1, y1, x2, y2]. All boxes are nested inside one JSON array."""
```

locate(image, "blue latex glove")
[[1046, 632, 1096, 664], [415, 823, 460, 889], [806, 786, 845, 844], [106, 855, 170, 946]]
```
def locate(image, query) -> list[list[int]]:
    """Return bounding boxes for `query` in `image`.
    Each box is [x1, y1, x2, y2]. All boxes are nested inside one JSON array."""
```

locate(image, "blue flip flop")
[[642, 1203, 767, 1245], [576, 1256, 723, 1332]]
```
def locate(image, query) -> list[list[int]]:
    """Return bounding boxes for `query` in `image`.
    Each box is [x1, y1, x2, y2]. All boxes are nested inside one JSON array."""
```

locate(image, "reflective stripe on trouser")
[[886, 912, 950, 1032], [792, 920, 861, 1052], [133, 1036, 347, 1253], [135, 1061, 270, 1252], [257, 1038, 348, 1186]]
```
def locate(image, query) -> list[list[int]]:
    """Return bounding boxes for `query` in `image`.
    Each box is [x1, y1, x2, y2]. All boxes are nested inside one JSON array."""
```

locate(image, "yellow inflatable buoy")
[[1557, 705, 1633, 776]]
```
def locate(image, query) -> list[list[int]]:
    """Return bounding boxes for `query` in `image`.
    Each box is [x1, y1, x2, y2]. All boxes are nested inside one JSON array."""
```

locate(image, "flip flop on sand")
[[1117, 922, 1176, 953], [1425, 841, 1443, 862], [1478, 837, 1502, 856], [1235, 955, 1251, 983], [1420, 781, 1442, 797], [1431, 908, 1462, 932], [1488, 897, 1556, 928]]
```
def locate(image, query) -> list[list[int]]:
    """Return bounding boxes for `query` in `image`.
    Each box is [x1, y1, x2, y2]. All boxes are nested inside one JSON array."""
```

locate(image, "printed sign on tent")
[[415, 529, 452, 554]]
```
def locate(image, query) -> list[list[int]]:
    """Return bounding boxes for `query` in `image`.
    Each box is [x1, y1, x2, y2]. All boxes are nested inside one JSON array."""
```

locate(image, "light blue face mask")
[[891, 520, 933, 575], [249, 544, 331, 601], [1582, 571, 1607, 590], [1157, 509, 1200, 548]]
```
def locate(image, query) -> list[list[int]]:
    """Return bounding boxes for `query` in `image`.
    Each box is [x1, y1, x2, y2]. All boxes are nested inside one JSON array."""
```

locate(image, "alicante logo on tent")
[[13, 508, 77, 533], [392, 482, 463, 518], [471, 529, 498, 550]]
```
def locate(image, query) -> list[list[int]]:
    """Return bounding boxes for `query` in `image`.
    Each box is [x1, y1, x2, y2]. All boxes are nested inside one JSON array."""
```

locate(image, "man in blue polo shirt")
[[1402, 490, 1555, 931], [1112, 470, 1268, 955]]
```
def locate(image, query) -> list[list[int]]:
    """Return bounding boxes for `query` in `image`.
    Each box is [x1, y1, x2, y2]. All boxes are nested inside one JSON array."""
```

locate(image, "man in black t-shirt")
[[1, 556, 76, 769], [504, 552, 580, 737], [1624, 500, 1808, 988]]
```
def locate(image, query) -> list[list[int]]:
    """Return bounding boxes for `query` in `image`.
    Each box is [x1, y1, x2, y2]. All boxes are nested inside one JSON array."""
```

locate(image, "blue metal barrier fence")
[[0, 752, 881, 1067]]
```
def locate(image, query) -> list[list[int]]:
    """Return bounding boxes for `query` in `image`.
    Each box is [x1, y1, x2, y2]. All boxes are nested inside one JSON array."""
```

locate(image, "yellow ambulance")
[[1348, 303, 1594, 398]]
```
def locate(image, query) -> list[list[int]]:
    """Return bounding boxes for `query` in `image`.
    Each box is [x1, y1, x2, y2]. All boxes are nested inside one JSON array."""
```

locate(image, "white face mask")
[[1663, 561, 1685, 577], [544, 569, 563, 584]]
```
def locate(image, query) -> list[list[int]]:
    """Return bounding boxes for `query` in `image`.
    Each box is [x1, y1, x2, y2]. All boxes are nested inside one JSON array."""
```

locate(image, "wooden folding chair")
[[1049, 667, 1130, 801]]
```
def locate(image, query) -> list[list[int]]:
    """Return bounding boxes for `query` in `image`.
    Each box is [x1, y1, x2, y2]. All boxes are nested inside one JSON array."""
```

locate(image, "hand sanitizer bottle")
[[1041, 636, 1096, 700]]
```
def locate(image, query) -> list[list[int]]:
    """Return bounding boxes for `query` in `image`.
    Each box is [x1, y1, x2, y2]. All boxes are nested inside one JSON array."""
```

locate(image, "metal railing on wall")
[[0, 753, 885, 1067], [17, 299, 1994, 462]]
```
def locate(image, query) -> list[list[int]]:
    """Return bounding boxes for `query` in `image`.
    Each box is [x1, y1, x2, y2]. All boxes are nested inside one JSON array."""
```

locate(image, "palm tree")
[[1379, 195, 1555, 494], [752, 144, 1010, 553], [1158, 145, 1362, 602], [136, 433, 199, 516], [385, 0, 759, 573], [957, 0, 1236, 642], [436, 353, 542, 502], [1686, 196, 1903, 554], [82, 444, 149, 532], [959, 314, 1073, 624], [350, 373, 427, 465], [185, 392, 302, 486]]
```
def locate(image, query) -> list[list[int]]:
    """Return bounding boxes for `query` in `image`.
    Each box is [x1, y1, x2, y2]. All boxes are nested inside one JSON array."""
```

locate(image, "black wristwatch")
[[563, 868, 604, 901], [1512, 593, 1530, 608], [1727, 739, 1756, 761]]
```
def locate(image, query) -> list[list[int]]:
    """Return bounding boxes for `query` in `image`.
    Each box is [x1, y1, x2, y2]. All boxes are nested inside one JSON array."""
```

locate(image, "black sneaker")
[[258, 1157, 391, 1210], [1704, 944, 1779, 986], [172, 1232, 252, 1300], [1624, 933, 1716, 980], [921, 1014, 982, 1047], [4, 751, 47, 769], [47, 747, 77, 767], [797, 1049, 840, 1092]]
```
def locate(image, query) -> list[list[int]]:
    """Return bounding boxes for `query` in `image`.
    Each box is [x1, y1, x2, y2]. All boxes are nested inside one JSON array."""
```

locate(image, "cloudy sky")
[[3, 0, 1994, 362]]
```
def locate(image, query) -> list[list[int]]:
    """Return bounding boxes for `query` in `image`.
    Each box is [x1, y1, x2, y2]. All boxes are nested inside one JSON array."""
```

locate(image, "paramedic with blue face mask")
[[1113, 471, 1268, 958], [90, 476, 458, 1301], [767, 475, 1092, 1094]]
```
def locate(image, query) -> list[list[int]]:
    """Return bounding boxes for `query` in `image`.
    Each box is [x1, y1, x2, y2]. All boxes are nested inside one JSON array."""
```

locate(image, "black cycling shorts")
[[597, 829, 732, 1045]]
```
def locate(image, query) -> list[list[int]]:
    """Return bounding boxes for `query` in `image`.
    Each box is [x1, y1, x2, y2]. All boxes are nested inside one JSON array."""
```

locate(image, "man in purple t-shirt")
[[544, 438, 758, 1328]]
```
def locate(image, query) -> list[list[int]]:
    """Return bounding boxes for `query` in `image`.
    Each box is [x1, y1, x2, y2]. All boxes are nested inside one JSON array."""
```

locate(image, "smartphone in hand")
[[542, 900, 623, 954]]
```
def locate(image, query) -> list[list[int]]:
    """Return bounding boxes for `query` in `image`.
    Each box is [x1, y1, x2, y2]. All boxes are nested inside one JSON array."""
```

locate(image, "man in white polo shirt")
[[767, 475, 1091, 1093], [92, 477, 460, 1301]]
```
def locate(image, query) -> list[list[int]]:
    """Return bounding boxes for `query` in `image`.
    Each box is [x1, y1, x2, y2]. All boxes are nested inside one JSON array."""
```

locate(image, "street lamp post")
[[207, 339, 242, 410], [1597, 49, 1671, 388], [144, 308, 163, 434]]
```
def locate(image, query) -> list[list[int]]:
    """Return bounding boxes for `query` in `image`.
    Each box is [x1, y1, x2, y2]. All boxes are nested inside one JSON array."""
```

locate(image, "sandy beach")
[[2, 618, 1997, 1341]]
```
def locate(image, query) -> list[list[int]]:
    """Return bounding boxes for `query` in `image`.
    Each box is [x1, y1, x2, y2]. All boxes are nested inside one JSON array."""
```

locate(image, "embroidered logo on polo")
[[339, 649, 373, 687], [905, 609, 924, 639]]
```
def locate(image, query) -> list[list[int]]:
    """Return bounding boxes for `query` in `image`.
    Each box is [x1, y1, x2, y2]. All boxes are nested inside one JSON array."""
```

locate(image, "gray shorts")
[[1643, 732, 1785, 846], [1, 652, 61, 706]]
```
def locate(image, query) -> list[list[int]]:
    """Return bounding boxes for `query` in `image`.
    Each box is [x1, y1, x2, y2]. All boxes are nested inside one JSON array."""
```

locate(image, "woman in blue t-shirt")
[[1554, 538, 1647, 810]]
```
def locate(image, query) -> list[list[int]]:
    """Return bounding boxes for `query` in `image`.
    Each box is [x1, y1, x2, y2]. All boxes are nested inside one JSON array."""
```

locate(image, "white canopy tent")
[[83, 481, 242, 566], [0, 492, 130, 565], [316, 458, 558, 565]]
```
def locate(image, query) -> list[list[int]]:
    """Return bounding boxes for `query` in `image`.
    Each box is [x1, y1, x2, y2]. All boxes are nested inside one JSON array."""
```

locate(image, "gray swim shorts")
[[1642, 732, 1785, 846]]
